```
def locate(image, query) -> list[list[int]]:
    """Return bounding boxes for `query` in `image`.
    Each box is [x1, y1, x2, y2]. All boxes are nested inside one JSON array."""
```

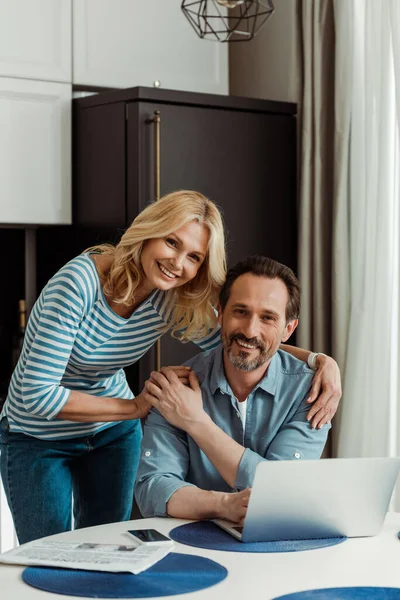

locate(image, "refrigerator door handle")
[[146, 110, 161, 371]]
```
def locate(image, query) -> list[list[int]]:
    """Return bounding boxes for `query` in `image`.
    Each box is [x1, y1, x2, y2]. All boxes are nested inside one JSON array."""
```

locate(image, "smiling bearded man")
[[223, 330, 269, 372], [135, 255, 332, 525]]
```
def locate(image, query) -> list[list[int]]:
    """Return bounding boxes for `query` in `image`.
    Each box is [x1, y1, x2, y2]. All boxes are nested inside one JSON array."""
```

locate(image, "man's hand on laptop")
[[220, 488, 251, 526], [306, 355, 342, 429], [143, 367, 208, 431]]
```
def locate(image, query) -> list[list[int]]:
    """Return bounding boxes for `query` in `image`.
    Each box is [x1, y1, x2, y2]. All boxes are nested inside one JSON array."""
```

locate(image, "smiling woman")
[[0, 190, 226, 545], [90, 191, 226, 340]]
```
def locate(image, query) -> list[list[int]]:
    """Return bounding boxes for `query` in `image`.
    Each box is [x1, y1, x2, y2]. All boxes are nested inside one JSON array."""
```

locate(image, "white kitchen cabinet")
[[73, 0, 228, 94], [0, 0, 71, 83], [0, 77, 71, 225]]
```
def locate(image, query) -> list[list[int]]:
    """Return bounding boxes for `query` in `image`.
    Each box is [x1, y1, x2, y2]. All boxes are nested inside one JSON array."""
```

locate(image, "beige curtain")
[[297, 0, 335, 352], [297, 0, 349, 455], [330, 0, 351, 454]]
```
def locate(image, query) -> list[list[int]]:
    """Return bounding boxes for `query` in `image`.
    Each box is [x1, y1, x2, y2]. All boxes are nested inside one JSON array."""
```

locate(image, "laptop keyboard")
[[232, 526, 244, 533]]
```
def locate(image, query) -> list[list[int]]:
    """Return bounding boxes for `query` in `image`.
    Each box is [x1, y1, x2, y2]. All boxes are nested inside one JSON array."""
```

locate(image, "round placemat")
[[169, 521, 347, 553], [22, 552, 228, 598], [274, 588, 400, 599]]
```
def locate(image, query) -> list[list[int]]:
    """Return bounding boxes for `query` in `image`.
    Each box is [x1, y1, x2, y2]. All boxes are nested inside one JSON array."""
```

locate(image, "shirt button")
[[294, 452, 301, 459], [145, 451, 151, 457]]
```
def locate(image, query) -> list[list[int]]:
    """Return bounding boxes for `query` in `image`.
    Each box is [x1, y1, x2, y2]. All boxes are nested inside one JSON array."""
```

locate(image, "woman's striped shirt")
[[1, 253, 220, 440]]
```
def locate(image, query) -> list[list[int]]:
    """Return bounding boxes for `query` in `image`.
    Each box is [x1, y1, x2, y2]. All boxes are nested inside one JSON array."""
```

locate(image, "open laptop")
[[213, 457, 400, 542]]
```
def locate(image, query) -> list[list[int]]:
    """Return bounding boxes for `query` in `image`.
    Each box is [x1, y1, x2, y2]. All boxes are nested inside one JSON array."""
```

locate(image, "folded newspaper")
[[0, 539, 173, 574]]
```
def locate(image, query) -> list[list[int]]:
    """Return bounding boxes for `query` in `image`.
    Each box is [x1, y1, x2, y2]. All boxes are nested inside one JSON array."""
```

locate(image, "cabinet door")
[[73, 0, 228, 94], [129, 101, 297, 373], [0, 0, 71, 82], [0, 78, 71, 225]]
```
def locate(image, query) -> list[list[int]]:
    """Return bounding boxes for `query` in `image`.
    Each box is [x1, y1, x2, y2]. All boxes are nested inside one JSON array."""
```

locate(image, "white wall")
[[229, 0, 300, 104]]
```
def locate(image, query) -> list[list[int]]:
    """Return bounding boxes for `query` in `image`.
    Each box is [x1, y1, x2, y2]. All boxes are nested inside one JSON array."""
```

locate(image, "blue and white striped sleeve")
[[20, 263, 91, 420], [193, 325, 221, 352]]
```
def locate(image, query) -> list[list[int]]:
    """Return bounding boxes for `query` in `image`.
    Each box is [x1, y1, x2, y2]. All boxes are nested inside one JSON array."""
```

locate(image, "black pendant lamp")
[[181, 0, 275, 42]]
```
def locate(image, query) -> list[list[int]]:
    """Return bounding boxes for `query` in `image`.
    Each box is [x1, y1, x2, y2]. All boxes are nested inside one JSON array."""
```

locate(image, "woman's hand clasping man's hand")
[[142, 366, 207, 432], [133, 366, 193, 421]]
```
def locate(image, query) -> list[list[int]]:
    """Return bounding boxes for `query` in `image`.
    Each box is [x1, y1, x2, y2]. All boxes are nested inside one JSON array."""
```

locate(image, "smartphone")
[[125, 529, 174, 546]]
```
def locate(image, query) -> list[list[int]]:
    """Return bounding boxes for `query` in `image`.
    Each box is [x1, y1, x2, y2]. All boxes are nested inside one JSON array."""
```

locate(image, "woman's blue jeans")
[[0, 417, 143, 544]]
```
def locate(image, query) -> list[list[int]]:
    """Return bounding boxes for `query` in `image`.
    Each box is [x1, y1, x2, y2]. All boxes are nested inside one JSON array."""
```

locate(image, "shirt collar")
[[209, 346, 279, 397]]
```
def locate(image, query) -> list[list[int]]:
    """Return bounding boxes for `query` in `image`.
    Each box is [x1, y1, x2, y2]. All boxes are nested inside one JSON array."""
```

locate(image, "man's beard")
[[222, 332, 271, 372]]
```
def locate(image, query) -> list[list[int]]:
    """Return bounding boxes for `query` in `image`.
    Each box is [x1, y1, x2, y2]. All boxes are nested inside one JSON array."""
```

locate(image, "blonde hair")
[[86, 190, 226, 341]]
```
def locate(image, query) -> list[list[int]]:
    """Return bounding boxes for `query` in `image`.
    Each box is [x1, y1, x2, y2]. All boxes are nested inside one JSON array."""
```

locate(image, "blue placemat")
[[274, 588, 400, 599], [169, 521, 347, 553], [22, 552, 228, 598]]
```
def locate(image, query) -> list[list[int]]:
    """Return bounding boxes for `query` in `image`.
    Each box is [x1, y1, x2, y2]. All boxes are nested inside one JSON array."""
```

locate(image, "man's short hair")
[[219, 255, 300, 323]]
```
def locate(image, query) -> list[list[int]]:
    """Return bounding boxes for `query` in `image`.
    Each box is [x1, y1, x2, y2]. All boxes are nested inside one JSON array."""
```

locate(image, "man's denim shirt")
[[135, 348, 330, 518]]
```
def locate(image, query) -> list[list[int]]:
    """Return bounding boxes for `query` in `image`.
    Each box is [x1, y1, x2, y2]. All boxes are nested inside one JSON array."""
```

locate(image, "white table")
[[1, 514, 400, 599]]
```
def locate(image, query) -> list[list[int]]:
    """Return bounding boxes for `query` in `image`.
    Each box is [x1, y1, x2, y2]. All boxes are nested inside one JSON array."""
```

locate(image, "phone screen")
[[127, 529, 171, 543]]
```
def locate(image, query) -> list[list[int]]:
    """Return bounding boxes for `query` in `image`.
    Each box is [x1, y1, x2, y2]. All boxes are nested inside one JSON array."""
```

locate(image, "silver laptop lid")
[[241, 457, 400, 542]]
